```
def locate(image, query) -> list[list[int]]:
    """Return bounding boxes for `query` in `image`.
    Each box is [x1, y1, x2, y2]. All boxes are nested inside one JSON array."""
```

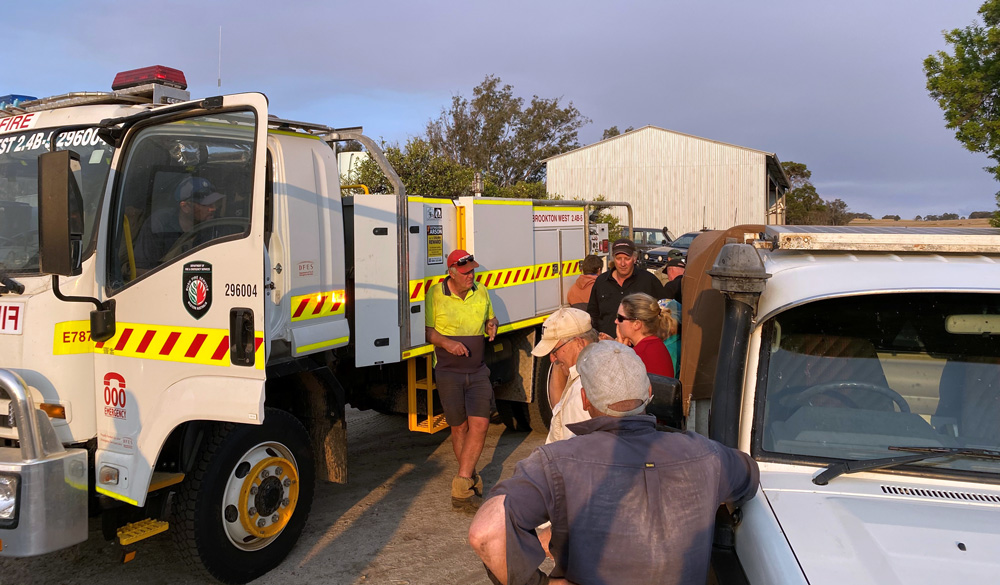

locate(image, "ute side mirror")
[[38, 150, 85, 276], [647, 373, 684, 430]]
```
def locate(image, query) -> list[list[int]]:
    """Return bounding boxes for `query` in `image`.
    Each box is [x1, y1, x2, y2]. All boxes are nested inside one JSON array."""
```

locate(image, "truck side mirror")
[[38, 150, 85, 276], [647, 373, 684, 430]]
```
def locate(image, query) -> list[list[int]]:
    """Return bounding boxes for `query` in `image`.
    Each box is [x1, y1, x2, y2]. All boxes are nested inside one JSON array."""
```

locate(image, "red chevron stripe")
[[136, 330, 156, 354], [212, 336, 229, 361], [503, 271, 512, 285], [331, 301, 342, 312], [411, 281, 423, 299], [160, 332, 180, 355], [311, 295, 327, 315], [255, 337, 264, 351], [292, 298, 310, 318], [186, 334, 207, 358], [114, 328, 133, 351]]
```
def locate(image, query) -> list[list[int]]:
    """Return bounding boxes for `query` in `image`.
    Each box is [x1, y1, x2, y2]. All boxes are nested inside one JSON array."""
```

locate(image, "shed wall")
[[546, 128, 772, 234]]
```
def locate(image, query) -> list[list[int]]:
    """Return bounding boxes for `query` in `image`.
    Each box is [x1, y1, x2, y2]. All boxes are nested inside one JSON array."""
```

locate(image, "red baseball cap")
[[447, 249, 479, 274]]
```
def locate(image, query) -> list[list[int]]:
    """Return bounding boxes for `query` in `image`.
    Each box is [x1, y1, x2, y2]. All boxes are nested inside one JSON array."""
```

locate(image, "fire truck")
[[0, 67, 629, 583]]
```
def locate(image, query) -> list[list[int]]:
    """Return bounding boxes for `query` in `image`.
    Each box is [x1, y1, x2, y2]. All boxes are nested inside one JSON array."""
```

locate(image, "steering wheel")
[[781, 380, 910, 413], [162, 217, 250, 263]]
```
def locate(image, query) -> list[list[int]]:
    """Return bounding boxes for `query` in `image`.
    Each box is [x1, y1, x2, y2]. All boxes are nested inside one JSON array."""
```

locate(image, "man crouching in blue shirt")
[[468, 340, 759, 585]]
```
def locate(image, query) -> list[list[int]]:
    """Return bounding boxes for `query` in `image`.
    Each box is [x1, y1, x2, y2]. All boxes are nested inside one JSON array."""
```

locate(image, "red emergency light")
[[600, 239, 609, 253], [112, 66, 187, 91]]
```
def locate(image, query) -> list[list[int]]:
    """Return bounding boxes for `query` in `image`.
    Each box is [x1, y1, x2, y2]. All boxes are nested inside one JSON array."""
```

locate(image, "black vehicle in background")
[[644, 231, 701, 269], [625, 227, 674, 269]]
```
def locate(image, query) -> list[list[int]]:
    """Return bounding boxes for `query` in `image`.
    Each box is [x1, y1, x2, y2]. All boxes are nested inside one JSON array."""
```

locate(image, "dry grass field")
[[848, 218, 993, 228]]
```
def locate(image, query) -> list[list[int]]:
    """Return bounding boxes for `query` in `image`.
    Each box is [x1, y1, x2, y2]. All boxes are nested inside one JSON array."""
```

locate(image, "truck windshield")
[[758, 292, 1000, 479], [0, 127, 112, 274]]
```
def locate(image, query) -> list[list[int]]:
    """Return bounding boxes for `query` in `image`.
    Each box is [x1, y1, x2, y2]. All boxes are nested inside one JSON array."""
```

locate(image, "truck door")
[[91, 94, 268, 507]]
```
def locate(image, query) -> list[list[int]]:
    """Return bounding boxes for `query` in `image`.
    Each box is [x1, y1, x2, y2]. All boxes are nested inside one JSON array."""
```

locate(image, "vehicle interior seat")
[[933, 357, 1000, 446]]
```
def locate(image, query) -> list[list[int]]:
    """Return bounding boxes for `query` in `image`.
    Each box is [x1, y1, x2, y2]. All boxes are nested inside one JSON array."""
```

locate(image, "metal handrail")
[[0, 369, 43, 461]]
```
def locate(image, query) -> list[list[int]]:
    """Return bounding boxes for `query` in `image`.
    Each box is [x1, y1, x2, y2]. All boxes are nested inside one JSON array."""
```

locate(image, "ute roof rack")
[[0, 83, 190, 118], [765, 225, 1000, 254]]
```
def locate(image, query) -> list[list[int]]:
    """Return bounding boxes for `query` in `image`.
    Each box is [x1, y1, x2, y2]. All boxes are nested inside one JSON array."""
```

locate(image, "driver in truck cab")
[[133, 176, 224, 271]]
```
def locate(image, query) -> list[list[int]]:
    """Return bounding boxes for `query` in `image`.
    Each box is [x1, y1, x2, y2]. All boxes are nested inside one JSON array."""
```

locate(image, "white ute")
[[676, 225, 1000, 584]]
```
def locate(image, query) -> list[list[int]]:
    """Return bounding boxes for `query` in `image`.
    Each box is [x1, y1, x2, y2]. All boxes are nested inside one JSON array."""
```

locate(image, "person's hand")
[[549, 579, 575, 585], [447, 339, 470, 357], [486, 318, 499, 341], [598, 332, 614, 341], [616, 332, 633, 347]]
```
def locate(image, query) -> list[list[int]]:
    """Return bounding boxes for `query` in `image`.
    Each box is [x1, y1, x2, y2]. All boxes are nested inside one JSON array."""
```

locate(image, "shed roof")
[[544, 125, 790, 190]]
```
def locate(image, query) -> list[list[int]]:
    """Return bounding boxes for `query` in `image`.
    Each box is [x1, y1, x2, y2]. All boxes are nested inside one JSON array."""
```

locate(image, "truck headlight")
[[0, 474, 20, 525]]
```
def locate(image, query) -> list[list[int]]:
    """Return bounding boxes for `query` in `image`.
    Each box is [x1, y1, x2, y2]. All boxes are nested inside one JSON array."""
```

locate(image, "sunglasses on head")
[[453, 254, 474, 267], [616, 313, 636, 323]]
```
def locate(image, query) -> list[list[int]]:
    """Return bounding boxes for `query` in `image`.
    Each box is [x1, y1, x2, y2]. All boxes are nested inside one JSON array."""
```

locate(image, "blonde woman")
[[616, 292, 678, 377]]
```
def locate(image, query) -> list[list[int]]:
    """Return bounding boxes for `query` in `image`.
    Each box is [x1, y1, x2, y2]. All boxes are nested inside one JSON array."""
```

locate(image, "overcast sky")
[[6, 0, 995, 218]]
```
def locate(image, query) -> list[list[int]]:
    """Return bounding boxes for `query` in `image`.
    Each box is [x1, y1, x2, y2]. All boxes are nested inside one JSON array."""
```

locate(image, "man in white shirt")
[[531, 307, 599, 444]]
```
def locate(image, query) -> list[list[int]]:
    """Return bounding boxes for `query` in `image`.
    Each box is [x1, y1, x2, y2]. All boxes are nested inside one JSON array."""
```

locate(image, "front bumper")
[[0, 369, 87, 557]]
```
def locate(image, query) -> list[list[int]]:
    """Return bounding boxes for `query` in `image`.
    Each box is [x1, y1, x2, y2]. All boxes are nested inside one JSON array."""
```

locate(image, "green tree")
[[426, 75, 590, 187], [781, 161, 828, 224], [355, 137, 475, 197], [925, 0, 1000, 226], [601, 125, 634, 140]]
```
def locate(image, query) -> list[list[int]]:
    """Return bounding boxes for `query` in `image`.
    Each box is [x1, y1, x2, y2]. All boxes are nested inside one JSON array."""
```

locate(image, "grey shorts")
[[435, 365, 494, 426]]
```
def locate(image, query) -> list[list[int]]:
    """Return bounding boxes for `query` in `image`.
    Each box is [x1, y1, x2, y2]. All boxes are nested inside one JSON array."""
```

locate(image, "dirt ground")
[[0, 409, 547, 585]]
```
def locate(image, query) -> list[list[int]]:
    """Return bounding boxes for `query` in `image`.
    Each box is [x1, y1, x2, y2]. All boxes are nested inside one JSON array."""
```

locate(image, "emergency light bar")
[[112, 66, 187, 91]]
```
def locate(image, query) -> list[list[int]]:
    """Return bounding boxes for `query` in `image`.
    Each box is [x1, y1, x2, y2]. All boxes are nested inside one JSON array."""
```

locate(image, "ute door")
[[91, 94, 268, 507]]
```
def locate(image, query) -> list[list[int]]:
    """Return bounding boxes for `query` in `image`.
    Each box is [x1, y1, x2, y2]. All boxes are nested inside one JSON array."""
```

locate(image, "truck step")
[[407, 354, 449, 434], [117, 518, 169, 546]]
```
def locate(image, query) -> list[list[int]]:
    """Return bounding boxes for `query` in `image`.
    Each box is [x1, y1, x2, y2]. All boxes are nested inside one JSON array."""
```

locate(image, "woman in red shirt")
[[615, 292, 678, 377]]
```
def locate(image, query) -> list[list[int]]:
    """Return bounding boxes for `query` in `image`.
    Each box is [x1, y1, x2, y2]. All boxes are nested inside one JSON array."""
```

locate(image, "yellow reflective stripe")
[[290, 290, 346, 322], [496, 315, 549, 335], [96, 485, 139, 506], [409, 196, 454, 205], [534, 206, 584, 213], [402, 314, 550, 359], [401, 344, 435, 359], [268, 129, 322, 140], [53, 321, 266, 369], [297, 336, 349, 353], [407, 259, 584, 302], [472, 199, 531, 206]]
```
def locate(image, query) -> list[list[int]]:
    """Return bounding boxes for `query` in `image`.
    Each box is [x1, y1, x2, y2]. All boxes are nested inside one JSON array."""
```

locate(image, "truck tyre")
[[172, 408, 315, 584]]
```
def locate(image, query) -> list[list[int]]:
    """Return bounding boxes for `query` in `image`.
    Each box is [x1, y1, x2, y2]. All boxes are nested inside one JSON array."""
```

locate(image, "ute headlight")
[[0, 473, 19, 526]]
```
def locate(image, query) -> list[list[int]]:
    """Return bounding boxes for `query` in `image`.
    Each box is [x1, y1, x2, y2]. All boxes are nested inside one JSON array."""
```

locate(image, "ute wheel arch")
[[171, 407, 314, 584]]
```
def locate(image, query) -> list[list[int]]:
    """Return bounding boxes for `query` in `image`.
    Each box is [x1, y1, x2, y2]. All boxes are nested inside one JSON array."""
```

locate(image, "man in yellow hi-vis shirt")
[[426, 249, 499, 513]]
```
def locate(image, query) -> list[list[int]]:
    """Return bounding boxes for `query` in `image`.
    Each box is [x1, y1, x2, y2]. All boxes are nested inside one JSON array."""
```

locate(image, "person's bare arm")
[[425, 326, 468, 357], [486, 316, 499, 341]]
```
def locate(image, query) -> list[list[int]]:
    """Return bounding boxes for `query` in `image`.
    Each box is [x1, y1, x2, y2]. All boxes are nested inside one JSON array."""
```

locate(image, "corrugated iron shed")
[[544, 126, 788, 234]]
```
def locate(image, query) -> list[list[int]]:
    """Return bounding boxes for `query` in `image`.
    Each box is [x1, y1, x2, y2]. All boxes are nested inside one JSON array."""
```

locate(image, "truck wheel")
[[172, 408, 315, 584]]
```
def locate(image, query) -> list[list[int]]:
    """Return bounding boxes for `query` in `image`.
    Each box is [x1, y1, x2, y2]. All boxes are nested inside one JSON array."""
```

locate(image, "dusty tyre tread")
[[171, 421, 235, 581]]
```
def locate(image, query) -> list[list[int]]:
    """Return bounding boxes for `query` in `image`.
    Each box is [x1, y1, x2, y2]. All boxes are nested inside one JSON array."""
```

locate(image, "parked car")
[[625, 227, 674, 269], [644, 230, 701, 268]]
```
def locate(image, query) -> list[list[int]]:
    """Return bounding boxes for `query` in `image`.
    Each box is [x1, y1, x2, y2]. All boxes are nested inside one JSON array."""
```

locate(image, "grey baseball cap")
[[576, 340, 652, 417]]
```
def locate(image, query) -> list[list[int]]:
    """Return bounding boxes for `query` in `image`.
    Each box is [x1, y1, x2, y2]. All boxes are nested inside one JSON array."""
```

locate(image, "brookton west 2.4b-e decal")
[[183, 261, 212, 319]]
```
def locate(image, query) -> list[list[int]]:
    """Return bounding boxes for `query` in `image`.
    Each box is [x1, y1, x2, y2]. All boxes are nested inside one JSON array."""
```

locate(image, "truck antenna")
[[218, 26, 223, 88]]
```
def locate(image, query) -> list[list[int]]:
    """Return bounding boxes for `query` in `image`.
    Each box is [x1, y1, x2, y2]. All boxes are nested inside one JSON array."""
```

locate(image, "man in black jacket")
[[586, 238, 668, 337]]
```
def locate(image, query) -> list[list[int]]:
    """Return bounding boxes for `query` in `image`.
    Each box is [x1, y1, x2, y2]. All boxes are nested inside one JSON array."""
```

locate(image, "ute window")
[[107, 111, 255, 291], [0, 127, 111, 274], [757, 292, 1000, 479]]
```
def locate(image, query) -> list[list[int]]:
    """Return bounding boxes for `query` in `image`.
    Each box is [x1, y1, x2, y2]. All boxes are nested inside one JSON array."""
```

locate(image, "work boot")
[[452, 474, 482, 514], [472, 471, 484, 496]]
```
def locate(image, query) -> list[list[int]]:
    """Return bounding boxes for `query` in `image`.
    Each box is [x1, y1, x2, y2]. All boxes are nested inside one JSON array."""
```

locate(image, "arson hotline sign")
[[427, 225, 443, 265]]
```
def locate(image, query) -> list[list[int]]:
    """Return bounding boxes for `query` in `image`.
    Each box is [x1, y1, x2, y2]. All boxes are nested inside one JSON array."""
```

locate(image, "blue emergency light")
[[0, 94, 37, 109]]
